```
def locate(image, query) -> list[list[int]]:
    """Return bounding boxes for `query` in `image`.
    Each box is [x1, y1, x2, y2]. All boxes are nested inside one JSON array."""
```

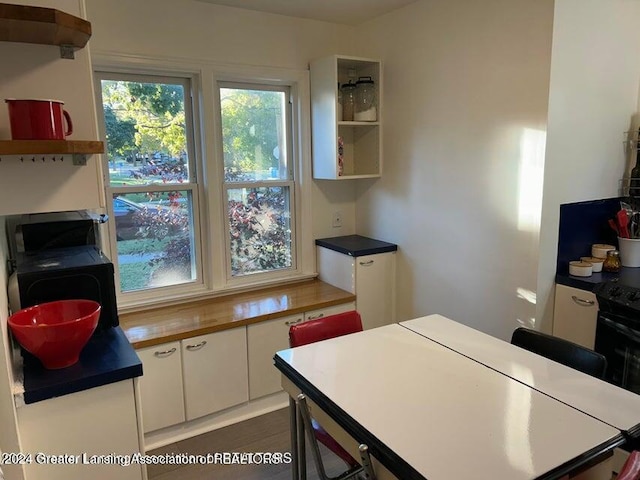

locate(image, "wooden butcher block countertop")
[[120, 279, 356, 348]]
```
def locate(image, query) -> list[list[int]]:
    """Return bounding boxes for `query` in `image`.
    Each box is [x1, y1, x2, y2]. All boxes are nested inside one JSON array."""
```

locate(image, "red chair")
[[617, 451, 640, 480], [289, 310, 376, 480]]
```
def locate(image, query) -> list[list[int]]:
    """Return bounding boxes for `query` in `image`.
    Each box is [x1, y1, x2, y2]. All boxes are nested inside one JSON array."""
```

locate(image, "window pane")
[[227, 186, 292, 276], [113, 191, 196, 292], [101, 79, 190, 186], [220, 87, 288, 182]]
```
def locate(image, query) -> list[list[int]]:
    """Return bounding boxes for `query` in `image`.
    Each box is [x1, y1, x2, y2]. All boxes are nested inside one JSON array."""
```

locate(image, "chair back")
[[289, 310, 363, 347], [510, 327, 607, 379]]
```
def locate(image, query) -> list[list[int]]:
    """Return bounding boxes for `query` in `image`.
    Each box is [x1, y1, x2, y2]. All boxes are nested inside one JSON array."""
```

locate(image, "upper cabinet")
[[310, 55, 382, 180]]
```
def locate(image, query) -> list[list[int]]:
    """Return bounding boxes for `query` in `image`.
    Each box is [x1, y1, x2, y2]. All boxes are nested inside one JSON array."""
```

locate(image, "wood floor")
[[147, 408, 347, 480]]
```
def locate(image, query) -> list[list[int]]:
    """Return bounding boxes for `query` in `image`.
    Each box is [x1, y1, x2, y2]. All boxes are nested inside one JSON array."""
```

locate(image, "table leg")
[[297, 398, 307, 480], [289, 397, 299, 480]]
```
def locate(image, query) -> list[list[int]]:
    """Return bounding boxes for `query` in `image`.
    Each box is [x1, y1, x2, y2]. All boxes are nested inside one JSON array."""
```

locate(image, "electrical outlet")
[[332, 211, 342, 228]]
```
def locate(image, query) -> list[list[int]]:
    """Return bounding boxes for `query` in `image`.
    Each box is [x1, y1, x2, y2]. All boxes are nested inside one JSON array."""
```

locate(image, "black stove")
[[595, 279, 640, 320], [593, 277, 640, 404]]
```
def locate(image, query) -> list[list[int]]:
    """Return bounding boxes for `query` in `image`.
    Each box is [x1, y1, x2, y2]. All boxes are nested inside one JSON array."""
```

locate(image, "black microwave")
[[8, 246, 119, 331]]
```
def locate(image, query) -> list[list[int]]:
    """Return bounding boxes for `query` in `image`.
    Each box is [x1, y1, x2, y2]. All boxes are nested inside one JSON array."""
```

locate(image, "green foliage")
[[220, 88, 284, 180], [101, 80, 187, 163]]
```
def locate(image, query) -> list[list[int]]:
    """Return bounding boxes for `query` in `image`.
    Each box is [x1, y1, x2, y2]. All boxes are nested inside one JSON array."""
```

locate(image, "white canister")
[[592, 244, 616, 259], [569, 261, 593, 277], [618, 237, 640, 267], [580, 256, 604, 273]]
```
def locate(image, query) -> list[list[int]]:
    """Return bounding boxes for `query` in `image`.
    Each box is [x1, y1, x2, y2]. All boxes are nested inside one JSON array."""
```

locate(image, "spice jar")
[[603, 250, 622, 273], [341, 81, 356, 121], [354, 76, 377, 122]]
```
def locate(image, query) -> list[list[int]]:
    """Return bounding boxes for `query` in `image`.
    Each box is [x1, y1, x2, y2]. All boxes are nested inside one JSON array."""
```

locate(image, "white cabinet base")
[[317, 246, 396, 330], [17, 380, 144, 480], [552, 284, 598, 349]]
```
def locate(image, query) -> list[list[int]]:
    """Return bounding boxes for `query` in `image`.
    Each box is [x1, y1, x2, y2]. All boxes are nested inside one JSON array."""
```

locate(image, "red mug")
[[5, 99, 73, 140]]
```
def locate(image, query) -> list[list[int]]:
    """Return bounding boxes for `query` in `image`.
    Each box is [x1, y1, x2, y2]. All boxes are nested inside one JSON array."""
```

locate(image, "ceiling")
[[194, 0, 419, 25]]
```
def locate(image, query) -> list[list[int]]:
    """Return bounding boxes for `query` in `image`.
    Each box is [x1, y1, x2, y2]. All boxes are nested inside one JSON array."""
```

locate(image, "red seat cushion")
[[289, 311, 363, 347], [617, 451, 640, 480]]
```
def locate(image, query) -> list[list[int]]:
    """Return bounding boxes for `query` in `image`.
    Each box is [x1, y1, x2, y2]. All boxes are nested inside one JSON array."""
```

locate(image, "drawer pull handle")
[[154, 347, 177, 358], [307, 313, 324, 320], [571, 295, 595, 307], [359, 260, 374, 266], [285, 318, 303, 326], [186, 341, 208, 351]]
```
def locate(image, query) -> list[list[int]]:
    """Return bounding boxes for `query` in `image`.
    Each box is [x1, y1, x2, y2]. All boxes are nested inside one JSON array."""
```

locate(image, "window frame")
[[92, 55, 315, 309], [217, 81, 297, 283], [94, 71, 206, 303]]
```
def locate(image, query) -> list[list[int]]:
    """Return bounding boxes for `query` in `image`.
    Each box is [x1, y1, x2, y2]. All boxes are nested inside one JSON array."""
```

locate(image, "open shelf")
[[0, 140, 104, 155], [0, 3, 91, 50]]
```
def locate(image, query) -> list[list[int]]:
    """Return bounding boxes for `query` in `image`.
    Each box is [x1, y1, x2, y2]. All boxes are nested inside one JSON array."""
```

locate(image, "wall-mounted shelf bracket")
[[59, 44, 75, 59], [72, 153, 87, 166]]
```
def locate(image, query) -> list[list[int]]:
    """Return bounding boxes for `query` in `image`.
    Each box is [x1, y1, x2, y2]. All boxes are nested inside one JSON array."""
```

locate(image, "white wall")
[[353, 0, 554, 339], [85, 0, 359, 241], [0, 0, 103, 216], [536, 0, 640, 332]]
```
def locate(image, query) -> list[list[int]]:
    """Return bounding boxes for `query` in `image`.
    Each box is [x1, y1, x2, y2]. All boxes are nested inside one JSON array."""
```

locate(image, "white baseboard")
[[143, 392, 289, 451]]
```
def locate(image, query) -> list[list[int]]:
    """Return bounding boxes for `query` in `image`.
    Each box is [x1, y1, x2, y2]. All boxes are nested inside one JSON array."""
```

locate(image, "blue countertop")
[[316, 234, 397, 257], [556, 267, 640, 292], [21, 326, 142, 405]]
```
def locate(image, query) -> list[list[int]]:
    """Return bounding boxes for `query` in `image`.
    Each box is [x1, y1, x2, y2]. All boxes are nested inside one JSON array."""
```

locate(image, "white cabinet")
[[317, 244, 396, 330], [137, 327, 248, 432], [310, 55, 382, 179], [137, 341, 185, 432], [246, 303, 355, 401], [552, 284, 598, 349], [304, 302, 356, 321], [182, 328, 249, 420], [247, 313, 303, 400], [17, 380, 143, 480]]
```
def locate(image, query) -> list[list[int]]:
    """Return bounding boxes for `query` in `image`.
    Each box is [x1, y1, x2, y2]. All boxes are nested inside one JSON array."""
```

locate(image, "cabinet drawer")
[[137, 341, 185, 433], [552, 284, 598, 349], [182, 328, 249, 421], [247, 313, 303, 400], [304, 302, 356, 321]]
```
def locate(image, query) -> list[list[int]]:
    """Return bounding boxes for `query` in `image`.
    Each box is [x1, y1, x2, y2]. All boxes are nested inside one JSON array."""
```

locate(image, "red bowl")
[[8, 300, 101, 369]]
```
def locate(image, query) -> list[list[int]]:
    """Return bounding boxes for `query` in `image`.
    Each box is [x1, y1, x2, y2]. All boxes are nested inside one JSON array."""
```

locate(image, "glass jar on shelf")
[[337, 82, 343, 121], [341, 81, 356, 122], [354, 76, 377, 122]]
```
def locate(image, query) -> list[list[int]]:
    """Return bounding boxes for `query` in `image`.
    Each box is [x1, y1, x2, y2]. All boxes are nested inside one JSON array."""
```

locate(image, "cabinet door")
[[356, 252, 396, 330], [247, 314, 303, 400], [552, 284, 598, 349], [182, 328, 249, 420], [304, 302, 356, 321], [137, 341, 185, 433]]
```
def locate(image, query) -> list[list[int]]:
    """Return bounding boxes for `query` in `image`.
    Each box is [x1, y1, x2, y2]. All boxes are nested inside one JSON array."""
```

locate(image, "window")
[[219, 84, 294, 278], [95, 66, 308, 304], [96, 74, 200, 295]]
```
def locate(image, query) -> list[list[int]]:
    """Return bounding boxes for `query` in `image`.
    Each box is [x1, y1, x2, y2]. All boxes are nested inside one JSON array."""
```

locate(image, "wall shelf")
[[0, 3, 92, 58], [0, 140, 104, 166]]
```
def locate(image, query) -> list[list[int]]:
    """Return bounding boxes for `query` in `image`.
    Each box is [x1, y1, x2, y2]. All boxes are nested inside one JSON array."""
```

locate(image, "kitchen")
[[1, 0, 640, 479]]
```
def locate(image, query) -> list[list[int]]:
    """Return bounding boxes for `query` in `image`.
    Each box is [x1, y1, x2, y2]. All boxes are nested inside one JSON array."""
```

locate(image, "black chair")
[[510, 327, 607, 379]]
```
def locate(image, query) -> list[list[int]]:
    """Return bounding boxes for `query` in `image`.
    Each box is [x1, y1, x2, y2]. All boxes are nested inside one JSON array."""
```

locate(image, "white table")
[[275, 322, 628, 480], [401, 315, 640, 434]]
